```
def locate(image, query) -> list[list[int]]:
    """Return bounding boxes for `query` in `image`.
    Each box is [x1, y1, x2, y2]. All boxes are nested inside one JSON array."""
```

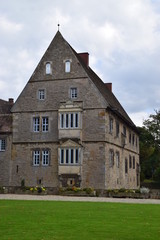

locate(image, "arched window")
[[46, 62, 51, 74], [65, 60, 71, 73]]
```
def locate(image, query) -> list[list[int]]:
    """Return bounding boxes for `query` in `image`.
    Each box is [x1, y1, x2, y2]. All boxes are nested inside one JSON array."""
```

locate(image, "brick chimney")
[[78, 52, 89, 67], [8, 98, 14, 104], [105, 83, 112, 92]]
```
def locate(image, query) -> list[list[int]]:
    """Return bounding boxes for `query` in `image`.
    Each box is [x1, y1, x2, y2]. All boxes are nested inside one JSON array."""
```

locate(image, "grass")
[[0, 200, 160, 240]]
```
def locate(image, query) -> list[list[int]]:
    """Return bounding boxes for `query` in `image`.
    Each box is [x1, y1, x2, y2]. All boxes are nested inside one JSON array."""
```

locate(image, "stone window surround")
[[0, 138, 6, 151], [59, 147, 80, 165], [109, 149, 114, 167], [109, 117, 113, 134], [65, 60, 71, 73], [32, 116, 49, 133], [38, 89, 46, 100], [125, 158, 128, 174], [32, 149, 50, 166], [133, 156, 135, 169], [116, 121, 119, 137], [129, 155, 132, 168], [116, 151, 120, 168], [44, 61, 52, 75], [70, 87, 77, 99], [63, 59, 72, 73], [60, 112, 79, 129]]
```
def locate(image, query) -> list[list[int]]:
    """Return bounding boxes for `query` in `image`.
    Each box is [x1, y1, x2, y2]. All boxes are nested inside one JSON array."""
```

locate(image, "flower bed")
[[59, 187, 96, 197]]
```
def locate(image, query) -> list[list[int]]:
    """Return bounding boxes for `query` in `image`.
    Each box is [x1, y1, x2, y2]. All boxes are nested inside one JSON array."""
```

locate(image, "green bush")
[[135, 189, 141, 193], [119, 188, 126, 193], [21, 179, 25, 188]]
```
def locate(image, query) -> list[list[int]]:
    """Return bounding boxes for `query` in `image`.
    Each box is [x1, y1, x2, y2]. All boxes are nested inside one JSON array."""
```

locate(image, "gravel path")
[[0, 194, 160, 204]]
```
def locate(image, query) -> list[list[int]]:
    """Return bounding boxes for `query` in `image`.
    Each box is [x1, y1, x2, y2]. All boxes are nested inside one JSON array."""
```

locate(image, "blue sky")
[[0, 0, 160, 126]]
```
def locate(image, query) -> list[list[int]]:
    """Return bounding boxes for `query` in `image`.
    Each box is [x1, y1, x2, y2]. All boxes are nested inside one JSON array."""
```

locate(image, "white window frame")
[[42, 150, 49, 166], [33, 150, 40, 166], [0, 139, 6, 151], [33, 116, 49, 132], [46, 62, 51, 75], [60, 112, 79, 129], [65, 60, 71, 73], [38, 89, 45, 100], [33, 117, 40, 132], [70, 88, 77, 99], [60, 148, 79, 165], [42, 117, 49, 132]]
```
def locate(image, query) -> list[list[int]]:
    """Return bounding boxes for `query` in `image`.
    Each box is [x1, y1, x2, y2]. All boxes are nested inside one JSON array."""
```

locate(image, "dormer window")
[[65, 60, 71, 73], [46, 62, 51, 74]]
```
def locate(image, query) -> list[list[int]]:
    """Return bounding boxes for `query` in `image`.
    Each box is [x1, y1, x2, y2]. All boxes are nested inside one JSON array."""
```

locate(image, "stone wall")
[[10, 143, 59, 188], [0, 134, 12, 186], [82, 142, 105, 189]]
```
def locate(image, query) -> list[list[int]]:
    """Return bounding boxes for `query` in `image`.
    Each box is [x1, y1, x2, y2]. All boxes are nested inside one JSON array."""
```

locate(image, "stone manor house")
[[0, 31, 140, 192]]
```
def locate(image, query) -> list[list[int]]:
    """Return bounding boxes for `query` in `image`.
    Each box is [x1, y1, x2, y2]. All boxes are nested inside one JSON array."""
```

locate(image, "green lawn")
[[0, 200, 160, 240]]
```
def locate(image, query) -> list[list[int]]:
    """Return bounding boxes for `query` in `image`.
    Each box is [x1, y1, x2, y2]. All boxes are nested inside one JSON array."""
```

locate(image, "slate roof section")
[[0, 99, 13, 133], [63, 32, 137, 131], [82, 64, 137, 130]]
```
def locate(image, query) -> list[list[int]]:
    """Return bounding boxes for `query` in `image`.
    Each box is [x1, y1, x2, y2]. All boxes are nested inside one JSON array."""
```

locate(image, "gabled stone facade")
[[0, 31, 140, 191]]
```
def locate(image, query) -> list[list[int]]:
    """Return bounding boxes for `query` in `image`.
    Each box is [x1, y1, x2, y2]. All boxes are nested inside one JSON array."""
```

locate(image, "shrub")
[[135, 189, 140, 193], [119, 188, 126, 193], [140, 187, 150, 194], [84, 187, 94, 194], [21, 179, 25, 188], [127, 189, 135, 193], [72, 186, 80, 192]]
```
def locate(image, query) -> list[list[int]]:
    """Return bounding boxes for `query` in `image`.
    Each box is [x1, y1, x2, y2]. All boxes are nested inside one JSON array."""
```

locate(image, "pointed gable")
[[29, 31, 88, 82], [60, 139, 81, 148], [12, 30, 137, 131]]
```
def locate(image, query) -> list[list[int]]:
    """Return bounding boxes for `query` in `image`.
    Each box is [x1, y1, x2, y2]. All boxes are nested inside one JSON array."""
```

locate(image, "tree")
[[138, 110, 160, 182], [143, 110, 160, 147]]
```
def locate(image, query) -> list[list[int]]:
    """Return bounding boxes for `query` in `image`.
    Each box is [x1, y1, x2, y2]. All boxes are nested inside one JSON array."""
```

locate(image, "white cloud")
[[129, 111, 150, 127], [0, 15, 22, 33]]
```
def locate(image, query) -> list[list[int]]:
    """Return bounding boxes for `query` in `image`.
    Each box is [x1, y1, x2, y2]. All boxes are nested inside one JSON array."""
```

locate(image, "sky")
[[0, 0, 160, 126]]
